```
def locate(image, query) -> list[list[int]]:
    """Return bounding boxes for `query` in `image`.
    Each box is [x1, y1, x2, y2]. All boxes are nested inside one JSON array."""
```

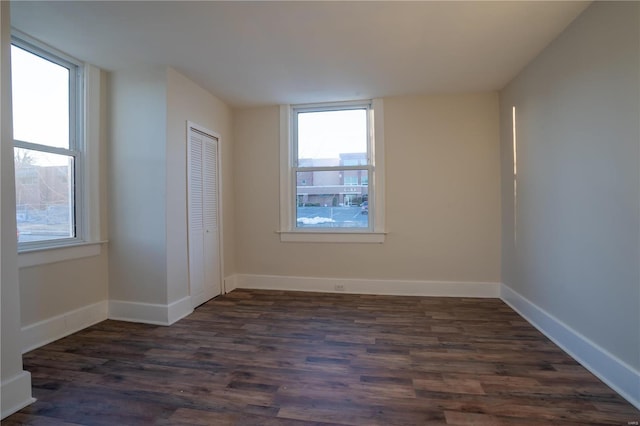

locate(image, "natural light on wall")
[[512, 105, 518, 246]]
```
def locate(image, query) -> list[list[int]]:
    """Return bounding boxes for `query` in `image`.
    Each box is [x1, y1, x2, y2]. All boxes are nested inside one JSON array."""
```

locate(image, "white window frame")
[[279, 99, 386, 243], [12, 30, 103, 262]]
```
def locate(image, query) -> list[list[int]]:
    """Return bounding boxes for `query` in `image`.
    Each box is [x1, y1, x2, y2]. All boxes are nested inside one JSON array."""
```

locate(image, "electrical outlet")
[[334, 283, 346, 292]]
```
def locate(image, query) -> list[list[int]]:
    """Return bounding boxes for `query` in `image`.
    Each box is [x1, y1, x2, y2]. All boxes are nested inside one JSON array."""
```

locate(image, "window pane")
[[297, 109, 367, 162], [11, 45, 70, 149], [15, 148, 74, 243], [296, 170, 369, 228]]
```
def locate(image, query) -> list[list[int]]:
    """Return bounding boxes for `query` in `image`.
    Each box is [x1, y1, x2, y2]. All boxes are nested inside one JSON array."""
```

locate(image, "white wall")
[[233, 93, 501, 285], [1, 2, 33, 418], [166, 67, 234, 303], [109, 67, 234, 322], [500, 0, 639, 374], [19, 255, 108, 326], [108, 67, 168, 304]]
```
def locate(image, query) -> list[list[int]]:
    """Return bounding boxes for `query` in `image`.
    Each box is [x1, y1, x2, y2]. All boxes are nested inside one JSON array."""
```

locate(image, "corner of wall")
[[108, 296, 192, 326], [1, 1, 33, 419], [1, 371, 35, 420]]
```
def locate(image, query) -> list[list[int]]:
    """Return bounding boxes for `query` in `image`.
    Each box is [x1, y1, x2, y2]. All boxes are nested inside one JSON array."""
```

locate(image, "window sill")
[[18, 241, 108, 268], [278, 231, 386, 243]]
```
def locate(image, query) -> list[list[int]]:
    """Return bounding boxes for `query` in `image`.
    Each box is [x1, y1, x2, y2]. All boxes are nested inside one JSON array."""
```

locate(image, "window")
[[344, 175, 359, 186], [12, 35, 84, 250], [279, 100, 386, 243]]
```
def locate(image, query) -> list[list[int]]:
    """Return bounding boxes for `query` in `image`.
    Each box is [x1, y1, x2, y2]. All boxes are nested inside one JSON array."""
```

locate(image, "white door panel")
[[187, 125, 221, 308]]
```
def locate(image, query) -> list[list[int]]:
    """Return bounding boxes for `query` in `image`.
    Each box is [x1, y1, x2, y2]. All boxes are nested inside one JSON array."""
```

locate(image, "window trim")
[[11, 30, 103, 257], [279, 99, 386, 243]]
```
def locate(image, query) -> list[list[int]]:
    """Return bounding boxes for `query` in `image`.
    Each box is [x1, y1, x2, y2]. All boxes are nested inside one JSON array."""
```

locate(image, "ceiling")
[[10, 1, 590, 108]]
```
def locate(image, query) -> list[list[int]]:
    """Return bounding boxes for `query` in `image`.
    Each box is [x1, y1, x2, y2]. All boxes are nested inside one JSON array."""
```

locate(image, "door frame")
[[186, 121, 225, 304]]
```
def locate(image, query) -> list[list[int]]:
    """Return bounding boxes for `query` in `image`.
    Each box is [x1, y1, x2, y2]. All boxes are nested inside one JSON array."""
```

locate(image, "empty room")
[[1, 1, 639, 424]]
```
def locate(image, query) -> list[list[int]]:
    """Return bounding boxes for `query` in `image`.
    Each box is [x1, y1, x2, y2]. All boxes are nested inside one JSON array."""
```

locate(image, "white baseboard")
[[501, 284, 640, 410], [1, 371, 35, 420], [233, 274, 500, 298], [20, 295, 193, 354], [168, 296, 193, 324], [21, 300, 108, 354], [109, 296, 193, 326], [224, 275, 238, 293]]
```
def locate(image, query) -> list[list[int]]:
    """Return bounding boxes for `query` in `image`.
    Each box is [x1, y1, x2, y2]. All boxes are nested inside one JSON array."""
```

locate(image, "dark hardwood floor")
[[4, 289, 639, 425]]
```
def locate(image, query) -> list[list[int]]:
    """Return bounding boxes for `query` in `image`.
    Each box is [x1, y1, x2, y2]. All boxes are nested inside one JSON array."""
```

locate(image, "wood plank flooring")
[[5, 289, 639, 425]]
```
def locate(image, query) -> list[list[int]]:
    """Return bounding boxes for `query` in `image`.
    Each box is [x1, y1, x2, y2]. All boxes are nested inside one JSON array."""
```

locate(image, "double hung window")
[[12, 35, 84, 249], [280, 100, 385, 243]]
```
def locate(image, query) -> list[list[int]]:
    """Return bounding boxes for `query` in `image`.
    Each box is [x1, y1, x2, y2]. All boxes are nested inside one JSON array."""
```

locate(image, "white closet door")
[[202, 134, 220, 302], [188, 126, 221, 308]]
